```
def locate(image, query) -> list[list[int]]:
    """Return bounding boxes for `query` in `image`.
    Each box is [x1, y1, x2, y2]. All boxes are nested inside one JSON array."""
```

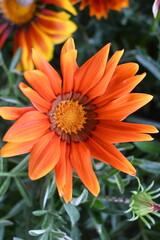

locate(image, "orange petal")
[[29, 22, 53, 61], [36, 11, 77, 38], [93, 63, 141, 105], [24, 70, 56, 102], [54, 141, 66, 196], [0, 106, 35, 120], [74, 43, 111, 95], [60, 38, 78, 93], [3, 111, 50, 142], [32, 49, 62, 95], [109, 62, 139, 86], [62, 145, 73, 203], [41, 0, 77, 15], [15, 28, 33, 71], [92, 125, 154, 144], [85, 137, 136, 176], [96, 93, 153, 121], [87, 50, 124, 99], [105, 73, 146, 103], [98, 120, 159, 133], [29, 132, 61, 180], [1, 140, 37, 157], [19, 82, 51, 113], [70, 142, 100, 196]]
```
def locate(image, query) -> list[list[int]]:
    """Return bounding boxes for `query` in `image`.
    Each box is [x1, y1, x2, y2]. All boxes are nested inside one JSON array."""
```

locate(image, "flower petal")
[[70, 142, 100, 196], [85, 137, 136, 176], [0, 106, 35, 120], [36, 11, 77, 39], [32, 49, 62, 95], [24, 70, 56, 102], [3, 111, 50, 142], [62, 145, 73, 203], [96, 93, 153, 121], [54, 141, 66, 196], [74, 43, 111, 95], [41, 0, 77, 15], [1, 140, 37, 157], [87, 50, 124, 99], [29, 132, 61, 180], [29, 21, 53, 61], [19, 82, 51, 112], [92, 123, 155, 144], [14, 28, 33, 71], [0, 26, 13, 48], [60, 38, 78, 93]]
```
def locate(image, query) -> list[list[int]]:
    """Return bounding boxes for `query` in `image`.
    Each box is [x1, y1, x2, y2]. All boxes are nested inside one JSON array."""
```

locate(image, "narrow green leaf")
[[133, 158, 160, 174], [13, 238, 25, 240], [0, 220, 13, 226], [64, 203, 80, 226], [4, 200, 25, 219], [115, 173, 125, 194], [11, 155, 29, 174], [9, 48, 22, 70], [135, 51, 160, 80], [32, 210, 48, 216], [0, 226, 4, 240], [50, 229, 66, 238], [0, 178, 11, 197], [29, 229, 46, 236], [92, 199, 105, 210], [71, 189, 88, 206], [14, 177, 32, 207], [134, 141, 160, 154]]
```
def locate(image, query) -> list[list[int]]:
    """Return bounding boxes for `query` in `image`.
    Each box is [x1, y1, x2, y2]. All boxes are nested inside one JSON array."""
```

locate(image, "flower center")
[[51, 100, 87, 135], [0, 0, 36, 24]]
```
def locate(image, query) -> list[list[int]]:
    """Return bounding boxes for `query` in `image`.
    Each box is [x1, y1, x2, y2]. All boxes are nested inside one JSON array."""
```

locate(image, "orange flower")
[[0, 0, 77, 70], [71, 0, 129, 19], [0, 38, 158, 203]]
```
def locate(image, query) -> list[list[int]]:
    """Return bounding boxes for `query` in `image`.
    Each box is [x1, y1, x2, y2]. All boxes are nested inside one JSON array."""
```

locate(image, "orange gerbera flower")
[[0, 0, 77, 70], [71, 0, 129, 19], [0, 38, 158, 203]]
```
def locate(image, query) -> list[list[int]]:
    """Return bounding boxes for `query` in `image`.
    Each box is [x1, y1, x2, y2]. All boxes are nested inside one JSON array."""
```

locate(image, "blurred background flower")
[[70, 0, 129, 19], [0, 0, 77, 70], [152, 0, 160, 18]]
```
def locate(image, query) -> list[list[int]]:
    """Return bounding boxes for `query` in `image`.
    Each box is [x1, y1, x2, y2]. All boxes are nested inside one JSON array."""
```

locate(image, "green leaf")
[[13, 238, 25, 240], [117, 143, 134, 151], [32, 210, 48, 216], [11, 155, 29, 174], [14, 177, 32, 207], [96, 224, 111, 240], [92, 199, 105, 210], [29, 229, 46, 236], [9, 48, 22, 70], [64, 203, 80, 226], [4, 200, 25, 219], [0, 178, 11, 198], [133, 158, 160, 174], [0, 220, 13, 226], [50, 229, 67, 238], [115, 173, 125, 194], [135, 50, 160, 80], [134, 141, 160, 154], [71, 189, 88, 206], [0, 226, 4, 240]]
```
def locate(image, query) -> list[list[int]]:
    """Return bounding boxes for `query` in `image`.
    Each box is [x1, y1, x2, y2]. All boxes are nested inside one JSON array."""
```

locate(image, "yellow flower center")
[[0, 0, 36, 24], [53, 100, 87, 135]]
